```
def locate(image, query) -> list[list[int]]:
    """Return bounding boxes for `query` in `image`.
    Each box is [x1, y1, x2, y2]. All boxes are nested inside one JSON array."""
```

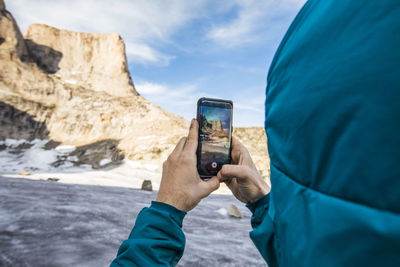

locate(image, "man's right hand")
[[217, 137, 270, 204]]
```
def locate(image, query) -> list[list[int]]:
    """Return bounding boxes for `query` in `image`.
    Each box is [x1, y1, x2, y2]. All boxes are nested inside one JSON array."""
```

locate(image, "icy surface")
[[0, 139, 232, 194], [0, 177, 266, 266]]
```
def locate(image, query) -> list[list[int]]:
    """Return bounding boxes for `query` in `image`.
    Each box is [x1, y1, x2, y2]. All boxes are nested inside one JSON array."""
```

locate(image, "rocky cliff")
[[0, 0, 269, 180], [25, 24, 136, 97]]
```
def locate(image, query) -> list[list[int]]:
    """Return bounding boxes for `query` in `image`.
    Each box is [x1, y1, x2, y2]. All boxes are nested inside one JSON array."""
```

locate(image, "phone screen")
[[197, 99, 232, 177]]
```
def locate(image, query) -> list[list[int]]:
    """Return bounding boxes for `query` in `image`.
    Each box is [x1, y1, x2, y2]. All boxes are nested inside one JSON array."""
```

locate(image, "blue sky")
[[8, 0, 306, 127]]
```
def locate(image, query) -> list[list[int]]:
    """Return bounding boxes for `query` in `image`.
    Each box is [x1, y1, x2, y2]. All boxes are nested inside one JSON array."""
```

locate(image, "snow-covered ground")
[[0, 176, 266, 266], [0, 138, 231, 193]]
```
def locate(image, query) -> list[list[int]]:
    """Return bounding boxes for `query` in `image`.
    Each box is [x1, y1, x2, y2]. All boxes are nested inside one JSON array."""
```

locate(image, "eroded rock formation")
[[25, 24, 136, 97]]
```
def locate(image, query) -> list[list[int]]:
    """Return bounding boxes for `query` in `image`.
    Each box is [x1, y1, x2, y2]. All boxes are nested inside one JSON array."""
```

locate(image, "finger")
[[199, 176, 220, 198], [231, 137, 247, 163], [171, 137, 187, 157], [217, 164, 252, 180], [183, 118, 199, 153]]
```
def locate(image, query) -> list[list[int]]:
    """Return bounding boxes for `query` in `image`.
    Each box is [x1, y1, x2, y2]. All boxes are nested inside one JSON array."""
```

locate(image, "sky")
[[7, 0, 306, 127]]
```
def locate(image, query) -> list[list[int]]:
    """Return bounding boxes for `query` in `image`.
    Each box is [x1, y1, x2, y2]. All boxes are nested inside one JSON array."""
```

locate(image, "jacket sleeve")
[[246, 194, 278, 267], [111, 201, 186, 267]]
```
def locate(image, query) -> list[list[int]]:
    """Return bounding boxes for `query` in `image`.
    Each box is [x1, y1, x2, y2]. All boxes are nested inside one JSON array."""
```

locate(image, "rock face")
[[0, 1, 270, 182], [25, 24, 136, 97], [0, 0, 29, 62]]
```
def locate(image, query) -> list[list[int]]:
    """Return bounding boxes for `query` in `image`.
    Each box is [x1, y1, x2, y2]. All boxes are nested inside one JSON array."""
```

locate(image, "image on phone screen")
[[197, 99, 232, 177]]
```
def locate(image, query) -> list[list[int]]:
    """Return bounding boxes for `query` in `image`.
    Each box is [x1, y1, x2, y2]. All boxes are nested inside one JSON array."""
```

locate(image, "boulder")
[[228, 204, 242, 218], [141, 180, 152, 191]]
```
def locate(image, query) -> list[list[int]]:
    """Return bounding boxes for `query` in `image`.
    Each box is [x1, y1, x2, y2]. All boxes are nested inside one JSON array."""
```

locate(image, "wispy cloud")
[[125, 42, 175, 66], [136, 81, 266, 126], [7, 0, 305, 63], [207, 0, 306, 48], [6, 0, 206, 65]]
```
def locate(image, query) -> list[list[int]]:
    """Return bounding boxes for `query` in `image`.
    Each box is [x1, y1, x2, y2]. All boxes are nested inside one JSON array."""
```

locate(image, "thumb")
[[217, 164, 252, 180], [199, 176, 220, 198]]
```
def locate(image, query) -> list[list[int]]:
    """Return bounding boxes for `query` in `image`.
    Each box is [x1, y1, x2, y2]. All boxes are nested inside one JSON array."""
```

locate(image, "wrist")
[[246, 194, 270, 214], [247, 191, 268, 204], [257, 178, 271, 196], [156, 194, 188, 212]]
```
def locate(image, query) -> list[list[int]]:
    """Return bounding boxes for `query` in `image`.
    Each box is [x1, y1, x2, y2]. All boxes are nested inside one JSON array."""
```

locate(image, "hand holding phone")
[[156, 119, 221, 212], [217, 137, 270, 204]]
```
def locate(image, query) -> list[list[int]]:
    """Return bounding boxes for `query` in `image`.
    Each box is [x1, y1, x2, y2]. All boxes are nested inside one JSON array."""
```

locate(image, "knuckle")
[[241, 147, 250, 156], [214, 180, 220, 190], [186, 139, 195, 146], [241, 165, 250, 172], [179, 154, 192, 164], [167, 154, 175, 162], [220, 165, 229, 175]]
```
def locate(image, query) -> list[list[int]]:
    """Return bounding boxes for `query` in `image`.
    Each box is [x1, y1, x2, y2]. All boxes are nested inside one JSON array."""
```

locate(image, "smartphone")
[[196, 97, 233, 179]]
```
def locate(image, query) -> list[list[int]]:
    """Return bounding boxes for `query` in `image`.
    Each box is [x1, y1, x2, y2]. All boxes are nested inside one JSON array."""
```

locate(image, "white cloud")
[[125, 42, 175, 66], [6, 0, 206, 65], [207, 0, 306, 47], [136, 82, 167, 95]]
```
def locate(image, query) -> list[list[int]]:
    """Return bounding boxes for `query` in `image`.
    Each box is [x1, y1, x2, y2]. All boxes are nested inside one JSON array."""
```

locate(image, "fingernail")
[[190, 119, 195, 127]]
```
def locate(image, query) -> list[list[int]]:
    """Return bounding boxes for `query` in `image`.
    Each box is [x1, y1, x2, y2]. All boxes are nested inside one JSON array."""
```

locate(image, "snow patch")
[[0, 139, 84, 174], [99, 158, 112, 166], [55, 145, 76, 153], [215, 208, 228, 216], [0, 138, 28, 147], [65, 79, 77, 85], [126, 160, 159, 172]]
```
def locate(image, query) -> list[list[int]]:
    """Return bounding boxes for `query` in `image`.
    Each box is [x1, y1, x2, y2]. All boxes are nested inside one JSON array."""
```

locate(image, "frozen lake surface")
[[0, 176, 266, 266]]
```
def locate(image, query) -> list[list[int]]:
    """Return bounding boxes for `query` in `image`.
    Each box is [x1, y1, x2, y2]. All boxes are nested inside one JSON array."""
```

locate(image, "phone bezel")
[[196, 97, 233, 179]]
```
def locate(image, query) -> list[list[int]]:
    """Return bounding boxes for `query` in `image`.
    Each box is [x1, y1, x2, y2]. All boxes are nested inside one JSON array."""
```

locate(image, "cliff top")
[[24, 23, 137, 97]]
